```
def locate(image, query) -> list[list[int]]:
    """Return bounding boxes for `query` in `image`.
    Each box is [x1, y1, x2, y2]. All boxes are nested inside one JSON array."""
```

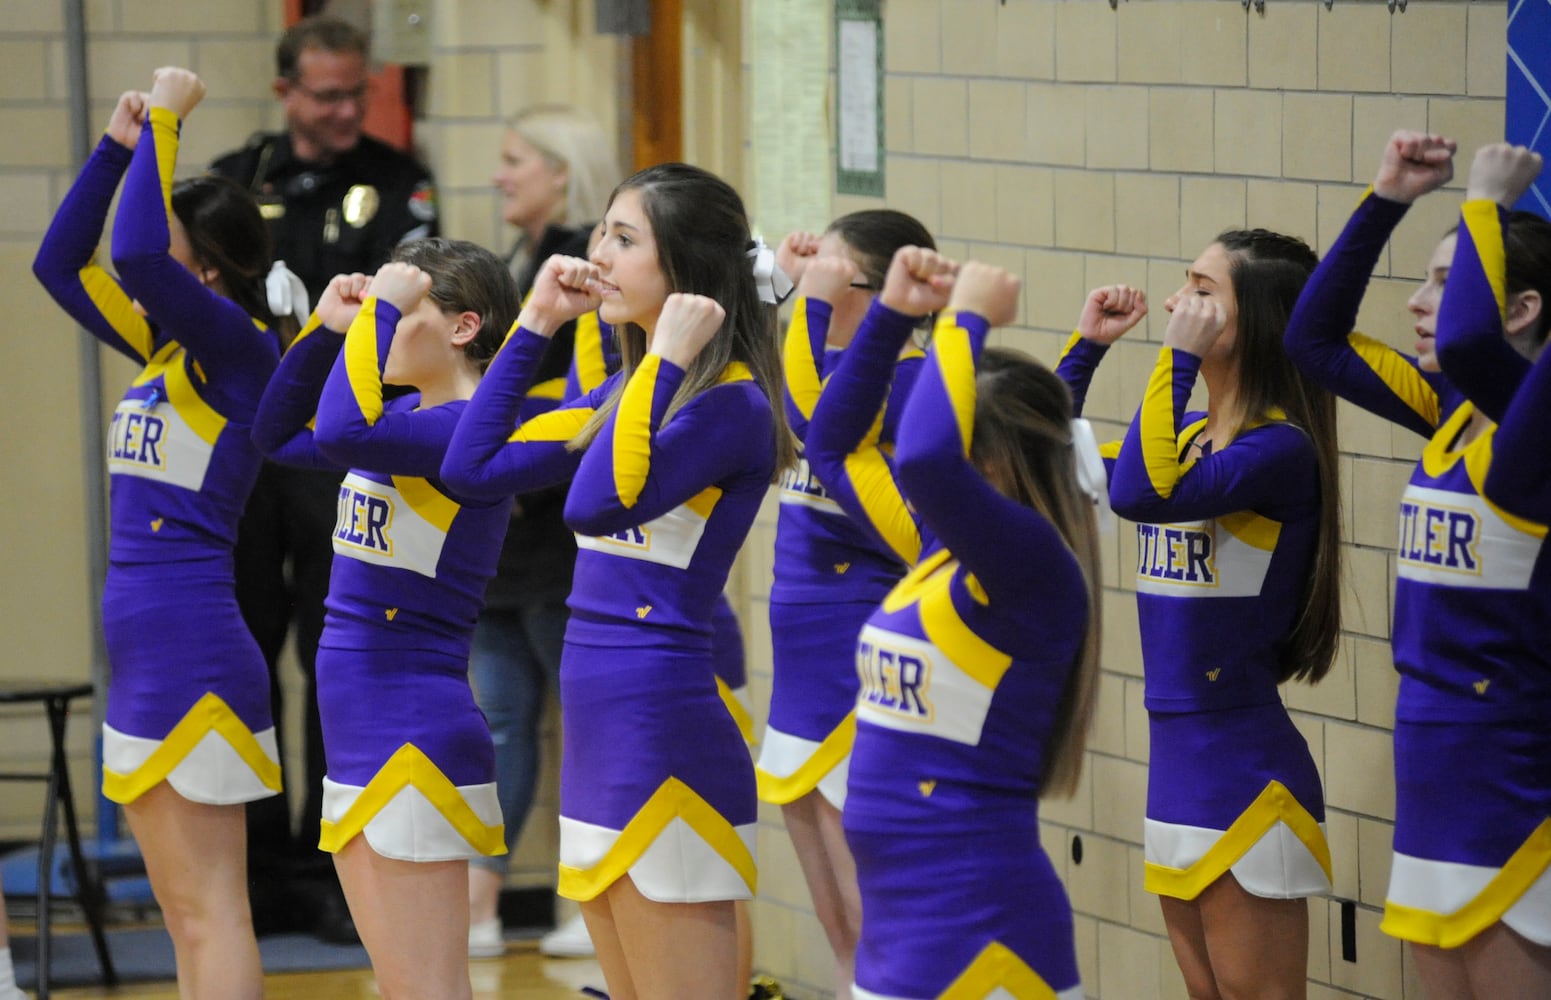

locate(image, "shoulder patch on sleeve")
[[408, 180, 437, 222]]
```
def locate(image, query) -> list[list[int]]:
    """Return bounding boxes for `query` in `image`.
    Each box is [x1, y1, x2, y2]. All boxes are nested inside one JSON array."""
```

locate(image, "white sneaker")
[[538, 912, 595, 958], [468, 916, 505, 959]]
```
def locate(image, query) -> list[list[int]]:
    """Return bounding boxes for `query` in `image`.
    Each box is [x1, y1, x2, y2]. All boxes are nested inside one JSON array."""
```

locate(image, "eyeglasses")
[[287, 79, 370, 106]]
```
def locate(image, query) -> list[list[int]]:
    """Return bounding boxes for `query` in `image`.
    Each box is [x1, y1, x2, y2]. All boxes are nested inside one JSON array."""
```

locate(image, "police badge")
[[342, 184, 380, 228]]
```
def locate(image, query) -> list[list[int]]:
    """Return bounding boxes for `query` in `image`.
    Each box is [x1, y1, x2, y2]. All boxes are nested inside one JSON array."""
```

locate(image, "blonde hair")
[[509, 104, 620, 226]]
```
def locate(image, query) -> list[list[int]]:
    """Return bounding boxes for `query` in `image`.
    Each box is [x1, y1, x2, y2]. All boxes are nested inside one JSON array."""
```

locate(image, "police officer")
[[212, 14, 437, 311], [209, 13, 438, 943]]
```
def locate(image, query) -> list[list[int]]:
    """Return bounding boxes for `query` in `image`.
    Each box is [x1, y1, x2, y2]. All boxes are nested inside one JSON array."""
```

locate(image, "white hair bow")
[[265, 260, 309, 320], [747, 236, 794, 306], [1070, 418, 1115, 533]]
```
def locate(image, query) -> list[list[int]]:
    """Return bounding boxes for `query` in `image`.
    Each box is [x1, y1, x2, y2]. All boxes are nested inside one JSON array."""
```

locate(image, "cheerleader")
[[759, 211, 934, 1000], [548, 296, 759, 977], [809, 250, 1100, 998], [472, 106, 620, 959], [442, 163, 792, 999], [1286, 132, 1551, 999], [566, 303, 755, 746], [251, 240, 519, 999], [1058, 227, 1339, 999], [32, 70, 285, 1000]]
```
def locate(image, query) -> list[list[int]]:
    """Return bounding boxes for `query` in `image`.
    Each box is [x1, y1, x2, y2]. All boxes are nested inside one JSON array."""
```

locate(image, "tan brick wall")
[[739, 2, 1500, 998], [0, 0, 286, 844], [2, 2, 1512, 998], [422, 0, 625, 262]]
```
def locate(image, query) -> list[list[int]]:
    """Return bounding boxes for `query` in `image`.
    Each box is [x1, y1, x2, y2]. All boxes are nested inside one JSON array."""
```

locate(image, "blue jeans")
[[468, 595, 569, 874]]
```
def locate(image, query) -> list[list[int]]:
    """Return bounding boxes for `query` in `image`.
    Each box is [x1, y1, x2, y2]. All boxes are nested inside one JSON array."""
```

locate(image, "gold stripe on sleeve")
[[343, 299, 385, 425]]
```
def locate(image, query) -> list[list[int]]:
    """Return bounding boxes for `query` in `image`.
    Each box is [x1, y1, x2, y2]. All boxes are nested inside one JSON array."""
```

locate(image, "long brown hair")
[[1216, 229, 1340, 685], [971, 348, 1101, 799], [568, 163, 796, 476], [1500, 210, 1551, 349], [391, 237, 519, 371], [825, 209, 935, 289], [171, 174, 300, 343]]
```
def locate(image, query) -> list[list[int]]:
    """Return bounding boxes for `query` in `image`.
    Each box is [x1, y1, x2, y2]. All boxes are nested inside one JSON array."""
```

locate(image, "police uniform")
[[210, 129, 438, 858], [210, 130, 437, 310]]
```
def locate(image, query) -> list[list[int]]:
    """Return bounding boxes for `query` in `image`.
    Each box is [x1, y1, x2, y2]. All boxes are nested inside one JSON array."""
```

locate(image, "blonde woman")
[[471, 103, 622, 957]]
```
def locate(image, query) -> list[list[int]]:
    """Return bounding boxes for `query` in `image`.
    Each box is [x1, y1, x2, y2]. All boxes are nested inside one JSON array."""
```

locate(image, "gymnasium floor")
[[37, 936, 608, 999]]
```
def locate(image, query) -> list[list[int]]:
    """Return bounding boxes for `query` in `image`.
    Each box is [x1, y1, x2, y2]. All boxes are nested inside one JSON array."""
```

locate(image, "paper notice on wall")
[[837, 18, 878, 176], [749, 0, 832, 241]]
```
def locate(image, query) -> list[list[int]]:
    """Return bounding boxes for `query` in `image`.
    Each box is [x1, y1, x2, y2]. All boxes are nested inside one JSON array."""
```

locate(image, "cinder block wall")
[[0, 0, 286, 844], [738, 3, 1506, 999], [5, 3, 1510, 998]]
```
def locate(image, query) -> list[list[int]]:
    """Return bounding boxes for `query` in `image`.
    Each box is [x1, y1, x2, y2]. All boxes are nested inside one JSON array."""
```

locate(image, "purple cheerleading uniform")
[[1286, 191, 1551, 948], [565, 316, 753, 745], [825, 310, 1086, 1000], [563, 309, 618, 403], [1058, 334, 1332, 901], [442, 326, 774, 903], [33, 111, 280, 805], [711, 594, 755, 749], [758, 297, 921, 808], [252, 299, 511, 861]]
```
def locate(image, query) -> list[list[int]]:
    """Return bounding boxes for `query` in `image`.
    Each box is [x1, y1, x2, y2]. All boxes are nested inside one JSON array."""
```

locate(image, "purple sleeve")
[[32, 136, 156, 365], [879, 351, 925, 444], [563, 358, 581, 403], [805, 298, 925, 563], [782, 296, 836, 442], [1283, 190, 1449, 438], [895, 310, 1082, 602], [311, 297, 457, 477], [441, 326, 598, 500], [806, 298, 919, 492], [111, 107, 277, 412], [251, 317, 346, 470], [565, 312, 619, 402], [563, 358, 773, 536], [1054, 333, 1109, 418], [1434, 201, 1532, 423], [1484, 342, 1551, 523], [1109, 348, 1317, 522]]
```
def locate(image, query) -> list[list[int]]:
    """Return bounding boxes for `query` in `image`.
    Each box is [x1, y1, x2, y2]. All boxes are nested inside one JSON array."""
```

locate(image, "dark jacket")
[[211, 131, 438, 311], [484, 221, 596, 606]]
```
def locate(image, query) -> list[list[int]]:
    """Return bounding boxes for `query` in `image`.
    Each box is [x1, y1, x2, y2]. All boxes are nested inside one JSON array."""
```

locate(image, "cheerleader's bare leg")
[[333, 838, 473, 1000], [125, 784, 262, 1000], [1161, 873, 1308, 1000], [593, 874, 739, 1000], [1412, 925, 1551, 1000], [782, 792, 861, 1000]]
